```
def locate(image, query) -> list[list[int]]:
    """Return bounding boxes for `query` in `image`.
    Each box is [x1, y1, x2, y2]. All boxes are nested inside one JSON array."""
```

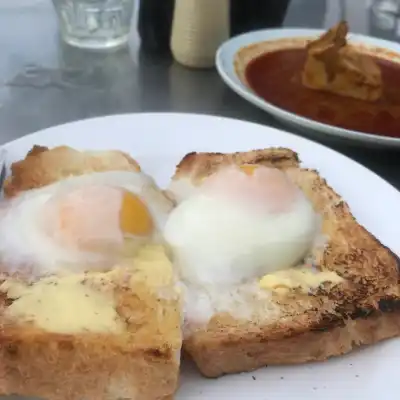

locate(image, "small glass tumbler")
[[52, 0, 135, 50]]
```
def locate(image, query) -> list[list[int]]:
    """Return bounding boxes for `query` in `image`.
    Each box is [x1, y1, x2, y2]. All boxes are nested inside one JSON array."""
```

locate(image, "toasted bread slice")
[[169, 148, 400, 378], [4, 145, 141, 198], [0, 146, 182, 399]]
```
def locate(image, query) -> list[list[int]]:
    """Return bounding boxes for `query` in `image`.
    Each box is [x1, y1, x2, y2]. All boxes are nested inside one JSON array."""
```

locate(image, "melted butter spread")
[[129, 245, 175, 288], [259, 267, 343, 293], [0, 244, 175, 334], [0, 274, 124, 334]]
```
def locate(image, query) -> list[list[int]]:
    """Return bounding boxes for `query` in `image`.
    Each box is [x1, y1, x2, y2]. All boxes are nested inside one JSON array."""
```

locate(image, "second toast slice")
[[167, 148, 400, 378]]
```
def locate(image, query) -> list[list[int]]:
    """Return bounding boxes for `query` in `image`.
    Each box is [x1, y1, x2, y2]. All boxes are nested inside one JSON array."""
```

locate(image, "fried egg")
[[0, 171, 173, 279], [164, 165, 320, 286]]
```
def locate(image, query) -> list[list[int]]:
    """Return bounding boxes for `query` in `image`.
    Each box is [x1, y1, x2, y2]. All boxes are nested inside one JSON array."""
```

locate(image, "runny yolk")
[[119, 191, 153, 236], [54, 186, 154, 252], [239, 164, 259, 176]]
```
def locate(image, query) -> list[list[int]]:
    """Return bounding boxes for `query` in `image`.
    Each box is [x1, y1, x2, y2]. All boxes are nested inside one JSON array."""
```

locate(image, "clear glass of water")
[[52, 0, 135, 50]]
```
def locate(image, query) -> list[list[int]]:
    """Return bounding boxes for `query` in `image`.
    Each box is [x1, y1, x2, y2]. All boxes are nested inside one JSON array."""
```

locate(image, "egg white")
[[167, 177, 200, 204], [164, 182, 320, 286], [179, 280, 282, 336], [0, 171, 172, 279]]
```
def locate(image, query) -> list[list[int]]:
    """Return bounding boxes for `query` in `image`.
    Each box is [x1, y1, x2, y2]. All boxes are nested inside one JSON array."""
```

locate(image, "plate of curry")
[[216, 21, 400, 147]]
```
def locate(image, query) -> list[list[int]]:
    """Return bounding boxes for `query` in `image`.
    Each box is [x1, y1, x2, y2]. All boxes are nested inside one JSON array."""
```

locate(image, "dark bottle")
[[138, 0, 292, 54], [138, 0, 175, 54], [230, 0, 292, 36]]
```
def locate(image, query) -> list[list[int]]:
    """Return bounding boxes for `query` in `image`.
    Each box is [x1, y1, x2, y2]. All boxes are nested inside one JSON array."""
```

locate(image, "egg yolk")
[[52, 186, 154, 252], [119, 191, 153, 236]]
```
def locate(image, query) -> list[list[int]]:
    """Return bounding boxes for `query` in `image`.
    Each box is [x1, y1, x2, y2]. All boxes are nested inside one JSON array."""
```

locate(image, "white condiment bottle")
[[170, 0, 230, 69]]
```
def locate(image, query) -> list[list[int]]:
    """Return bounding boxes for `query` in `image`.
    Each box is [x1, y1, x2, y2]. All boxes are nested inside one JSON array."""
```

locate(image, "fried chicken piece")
[[301, 21, 382, 102]]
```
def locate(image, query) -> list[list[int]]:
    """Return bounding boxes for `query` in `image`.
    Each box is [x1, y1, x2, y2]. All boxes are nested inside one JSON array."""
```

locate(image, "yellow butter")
[[0, 244, 175, 334], [130, 244, 175, 288], [259, 267, 342, 293], [1, 274, 124, 334]]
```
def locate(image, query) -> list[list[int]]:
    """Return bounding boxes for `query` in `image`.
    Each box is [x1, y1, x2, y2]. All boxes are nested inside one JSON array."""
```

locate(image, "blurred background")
[[1, 0, 400, 145], [1, 0, 400, 189], [285, 0, 400, 41]]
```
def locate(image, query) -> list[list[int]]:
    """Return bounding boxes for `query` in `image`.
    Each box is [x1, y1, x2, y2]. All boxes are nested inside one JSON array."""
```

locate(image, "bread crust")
[[0, 328, 179, 400], [4, 145, 141, 198], [185, 311, 400, 377], [171, 148, 400, 377]]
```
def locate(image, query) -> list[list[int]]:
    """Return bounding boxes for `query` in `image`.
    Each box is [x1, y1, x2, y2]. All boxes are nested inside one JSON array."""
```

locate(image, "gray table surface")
[[1, 0, 400, 190]]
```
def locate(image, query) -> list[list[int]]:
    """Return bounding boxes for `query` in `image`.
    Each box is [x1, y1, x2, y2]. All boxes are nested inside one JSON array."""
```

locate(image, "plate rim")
[[216, 27, 400, 148], [1, 112, 398, 195], [1, 112, 400, 398]]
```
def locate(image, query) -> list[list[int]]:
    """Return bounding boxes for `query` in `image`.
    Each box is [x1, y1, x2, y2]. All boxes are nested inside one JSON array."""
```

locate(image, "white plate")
[[216, 28, 400, 149], [2, 113, 400, 400]]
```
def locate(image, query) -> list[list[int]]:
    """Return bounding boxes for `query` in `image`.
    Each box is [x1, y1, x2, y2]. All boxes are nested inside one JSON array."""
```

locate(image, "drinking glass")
[[52, 0, 135, 50]]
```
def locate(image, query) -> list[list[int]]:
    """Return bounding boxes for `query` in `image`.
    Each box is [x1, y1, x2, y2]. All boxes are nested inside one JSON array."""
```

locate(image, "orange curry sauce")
[[245, 48, 400, 138]]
